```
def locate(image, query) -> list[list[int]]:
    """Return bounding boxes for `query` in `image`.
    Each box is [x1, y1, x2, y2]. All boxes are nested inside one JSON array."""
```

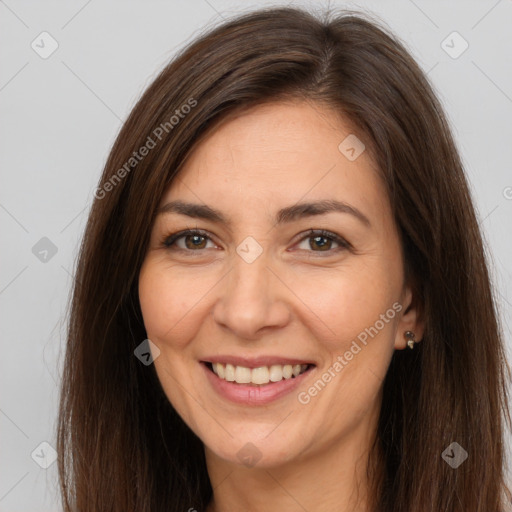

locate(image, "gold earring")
[[404, 331, 416, 349]]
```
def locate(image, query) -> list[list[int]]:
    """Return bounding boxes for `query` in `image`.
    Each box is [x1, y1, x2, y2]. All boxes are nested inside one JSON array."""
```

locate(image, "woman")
[[57, 6, 511, 511]]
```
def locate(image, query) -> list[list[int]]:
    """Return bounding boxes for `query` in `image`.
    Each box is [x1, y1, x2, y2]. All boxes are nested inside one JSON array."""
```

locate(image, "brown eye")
[[184, 234, 207, 249], [309, 235, 332, 251], [295, 229, 350, 254], [163, 229, 216, 251]]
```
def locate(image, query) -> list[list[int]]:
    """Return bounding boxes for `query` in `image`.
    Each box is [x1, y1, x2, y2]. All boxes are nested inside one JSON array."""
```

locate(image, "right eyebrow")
[[157, 200, 226, 223]]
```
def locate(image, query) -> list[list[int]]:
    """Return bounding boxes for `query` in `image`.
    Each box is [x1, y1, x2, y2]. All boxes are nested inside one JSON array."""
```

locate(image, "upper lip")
[[202, 355, 316, 369]]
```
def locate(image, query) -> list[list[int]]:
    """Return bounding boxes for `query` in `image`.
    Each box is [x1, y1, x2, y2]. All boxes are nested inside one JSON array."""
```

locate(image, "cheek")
[[138, 260, 216, 346], [291, 259, 401, 350], [138, 263, 184, 342], [295, 267, 399, 426]]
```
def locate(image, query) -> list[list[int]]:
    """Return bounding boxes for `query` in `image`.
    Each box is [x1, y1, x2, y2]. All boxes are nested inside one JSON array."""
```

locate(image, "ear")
[[394, 286, 425, 350]]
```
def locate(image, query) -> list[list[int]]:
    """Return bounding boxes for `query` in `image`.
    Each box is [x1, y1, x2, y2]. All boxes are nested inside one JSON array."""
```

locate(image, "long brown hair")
[[57, 6, 511, 511]]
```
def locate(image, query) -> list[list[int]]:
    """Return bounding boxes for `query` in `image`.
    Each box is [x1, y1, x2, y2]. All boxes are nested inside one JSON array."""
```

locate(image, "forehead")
[[163, 101, 389, 223]]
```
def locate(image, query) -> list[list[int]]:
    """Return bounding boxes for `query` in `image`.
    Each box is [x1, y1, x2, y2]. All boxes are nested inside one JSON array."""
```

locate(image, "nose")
[[212, 251, 291, 340]]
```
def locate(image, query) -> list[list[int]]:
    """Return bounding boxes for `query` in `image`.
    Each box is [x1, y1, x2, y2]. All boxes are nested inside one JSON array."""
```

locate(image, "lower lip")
[[202, 363, 314, 405]]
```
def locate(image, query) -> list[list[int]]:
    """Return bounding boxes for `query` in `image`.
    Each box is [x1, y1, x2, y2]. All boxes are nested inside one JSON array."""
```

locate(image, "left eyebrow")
[[276, 199, 371, 227], [157, 199, 371, 228]]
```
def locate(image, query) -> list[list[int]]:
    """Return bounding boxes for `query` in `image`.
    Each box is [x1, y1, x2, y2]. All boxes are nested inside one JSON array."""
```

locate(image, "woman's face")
[[138, 101, 422, 469]]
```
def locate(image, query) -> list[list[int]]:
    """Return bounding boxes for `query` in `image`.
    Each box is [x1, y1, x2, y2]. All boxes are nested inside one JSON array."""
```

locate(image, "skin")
[[138, 100, 424, 512]]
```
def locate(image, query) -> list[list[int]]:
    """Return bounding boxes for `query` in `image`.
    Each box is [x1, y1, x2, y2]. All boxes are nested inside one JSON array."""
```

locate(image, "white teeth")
[[269, 364, 283, 382], [282, 365, 293, 379], [234, 366, 252, 384], [214, 362, 225, 379], [210, 362, 309, 385], [251, 366, 270, 384], [224, 363, 235, 381]]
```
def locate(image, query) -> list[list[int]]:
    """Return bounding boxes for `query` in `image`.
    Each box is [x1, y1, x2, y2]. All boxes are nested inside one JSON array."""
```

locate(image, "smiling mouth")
[[203, 362, 314, 386]]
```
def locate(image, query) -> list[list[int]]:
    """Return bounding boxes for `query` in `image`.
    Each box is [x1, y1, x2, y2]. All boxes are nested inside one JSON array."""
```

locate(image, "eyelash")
[[161, 228, 351, 255]]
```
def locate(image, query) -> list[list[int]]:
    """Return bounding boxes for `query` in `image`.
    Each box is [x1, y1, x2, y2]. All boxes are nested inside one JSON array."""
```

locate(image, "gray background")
[[1, 1, 511, 510]]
